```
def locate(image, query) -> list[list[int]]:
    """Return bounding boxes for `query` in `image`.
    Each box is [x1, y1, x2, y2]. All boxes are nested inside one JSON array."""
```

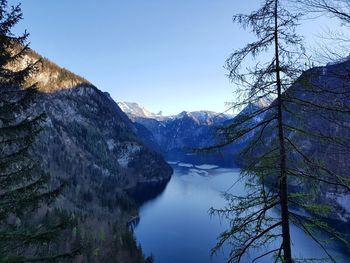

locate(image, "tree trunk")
[[274, 0, 293, 262]]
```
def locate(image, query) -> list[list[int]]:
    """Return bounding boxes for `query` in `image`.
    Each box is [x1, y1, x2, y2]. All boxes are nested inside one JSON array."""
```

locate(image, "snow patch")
[[195, 164, 219, 170], [117, 101, 164, 120], [177, 162, 194, 168], [189, 169, 209, 176], [167, 161, 179, 165]]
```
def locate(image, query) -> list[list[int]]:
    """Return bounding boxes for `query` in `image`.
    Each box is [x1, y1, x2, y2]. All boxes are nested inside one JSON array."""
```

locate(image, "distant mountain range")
[[118, 102, 233, 154]]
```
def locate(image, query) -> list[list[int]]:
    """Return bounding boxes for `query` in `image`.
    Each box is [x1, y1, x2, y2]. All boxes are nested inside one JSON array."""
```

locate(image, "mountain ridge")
[[16, 48, 172, 262], [117, 101, 268, 156], [117, 101, 233, 123]]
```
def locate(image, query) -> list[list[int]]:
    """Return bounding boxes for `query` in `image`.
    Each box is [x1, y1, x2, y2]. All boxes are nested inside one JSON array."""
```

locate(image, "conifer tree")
[[209, 0, 350, 262], [0, 1, 75, 261]]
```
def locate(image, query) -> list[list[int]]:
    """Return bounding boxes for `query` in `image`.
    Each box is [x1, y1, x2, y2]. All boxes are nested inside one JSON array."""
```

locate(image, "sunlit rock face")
[[15, 49, 173, 210]]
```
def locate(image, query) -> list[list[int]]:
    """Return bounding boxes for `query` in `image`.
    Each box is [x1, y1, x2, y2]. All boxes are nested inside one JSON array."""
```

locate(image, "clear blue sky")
[[12, 0, 341, 115]]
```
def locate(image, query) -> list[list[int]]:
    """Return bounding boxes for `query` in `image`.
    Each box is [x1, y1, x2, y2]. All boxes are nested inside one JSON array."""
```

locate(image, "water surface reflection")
[[133, 161, 349, 263]]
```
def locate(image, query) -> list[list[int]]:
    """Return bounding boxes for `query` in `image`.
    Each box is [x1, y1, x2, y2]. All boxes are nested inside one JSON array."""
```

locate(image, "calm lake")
[[133, 160, 349, 263]]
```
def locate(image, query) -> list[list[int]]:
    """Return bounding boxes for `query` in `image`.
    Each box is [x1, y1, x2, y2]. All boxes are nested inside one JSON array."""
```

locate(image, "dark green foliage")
[[0, 1, 74, 261]]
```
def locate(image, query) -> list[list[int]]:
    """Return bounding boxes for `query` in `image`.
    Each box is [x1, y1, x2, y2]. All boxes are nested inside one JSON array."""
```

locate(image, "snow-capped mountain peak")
[[117, 102, 164, 120], [118, 102, 233, 125]]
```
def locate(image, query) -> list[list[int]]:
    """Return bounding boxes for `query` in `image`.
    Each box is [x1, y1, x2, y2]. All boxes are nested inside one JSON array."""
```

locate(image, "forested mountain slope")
[[16, 49, 172, 262]]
